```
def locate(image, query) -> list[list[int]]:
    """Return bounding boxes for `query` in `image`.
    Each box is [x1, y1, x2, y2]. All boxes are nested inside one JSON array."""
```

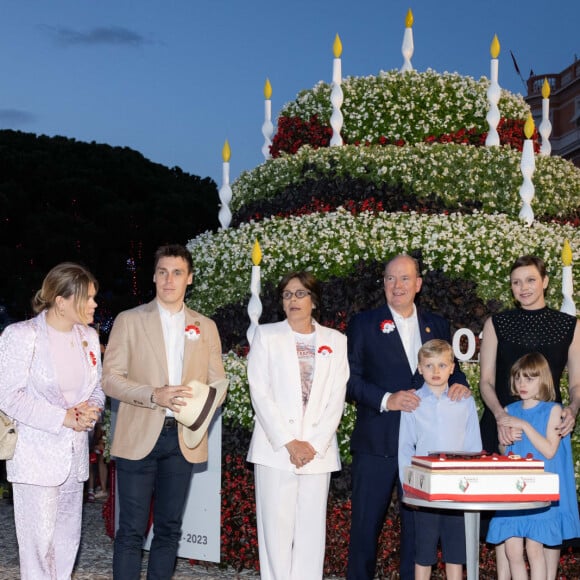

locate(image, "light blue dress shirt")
[[398, 384, 482, 483]]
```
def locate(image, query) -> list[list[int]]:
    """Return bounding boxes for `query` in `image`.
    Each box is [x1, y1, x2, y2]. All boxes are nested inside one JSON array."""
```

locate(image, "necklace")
[[48, 325, 76, 348]]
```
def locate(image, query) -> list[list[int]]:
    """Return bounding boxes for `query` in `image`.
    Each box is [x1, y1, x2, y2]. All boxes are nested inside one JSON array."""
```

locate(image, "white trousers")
[[254, 464, 331, 580], [12, 451, 84, 580]]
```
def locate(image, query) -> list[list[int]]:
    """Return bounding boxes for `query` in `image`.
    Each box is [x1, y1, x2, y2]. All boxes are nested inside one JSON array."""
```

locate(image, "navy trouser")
[[113, 422, 194, 580], [347, 452, 415, 580]]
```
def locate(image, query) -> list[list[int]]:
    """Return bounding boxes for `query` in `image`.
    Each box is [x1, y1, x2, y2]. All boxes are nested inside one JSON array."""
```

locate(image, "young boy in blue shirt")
[[398, 339, 482, 580]]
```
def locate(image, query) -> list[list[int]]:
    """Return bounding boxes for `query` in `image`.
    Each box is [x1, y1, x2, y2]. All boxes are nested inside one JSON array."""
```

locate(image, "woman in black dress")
[[479, 254, 580, 579]]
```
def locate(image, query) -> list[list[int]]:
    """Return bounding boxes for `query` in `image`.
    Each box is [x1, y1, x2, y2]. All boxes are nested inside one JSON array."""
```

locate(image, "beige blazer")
[[102, 299, 225, 463]]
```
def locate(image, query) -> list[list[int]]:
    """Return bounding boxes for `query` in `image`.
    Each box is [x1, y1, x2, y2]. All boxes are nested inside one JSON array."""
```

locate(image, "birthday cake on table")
[[403, 452, 559, 502]]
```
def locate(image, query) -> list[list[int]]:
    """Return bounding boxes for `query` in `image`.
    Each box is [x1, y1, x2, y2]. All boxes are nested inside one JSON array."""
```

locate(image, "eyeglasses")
[[281, 289, 311, 300]]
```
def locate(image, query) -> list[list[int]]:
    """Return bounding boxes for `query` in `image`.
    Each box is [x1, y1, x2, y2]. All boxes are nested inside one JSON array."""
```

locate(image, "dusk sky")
[[1, 1, 578, 186]]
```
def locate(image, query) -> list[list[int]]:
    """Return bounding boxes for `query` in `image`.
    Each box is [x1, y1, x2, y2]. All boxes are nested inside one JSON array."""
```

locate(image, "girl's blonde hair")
[[510, 352, 555, 402], [32, 262, 98, 325]]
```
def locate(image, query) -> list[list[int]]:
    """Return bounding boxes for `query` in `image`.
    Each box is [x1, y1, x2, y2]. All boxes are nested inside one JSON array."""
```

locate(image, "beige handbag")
[[0, 410, 17, 460]]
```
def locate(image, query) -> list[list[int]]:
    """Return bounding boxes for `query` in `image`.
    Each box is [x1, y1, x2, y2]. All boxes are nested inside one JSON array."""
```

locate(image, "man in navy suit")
[[346, 255, 470, 580]]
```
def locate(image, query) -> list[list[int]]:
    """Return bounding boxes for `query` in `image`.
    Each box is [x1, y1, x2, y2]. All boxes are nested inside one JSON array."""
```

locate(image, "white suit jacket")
[[0, 311, 104, 486], [246, 320, 349, 474]]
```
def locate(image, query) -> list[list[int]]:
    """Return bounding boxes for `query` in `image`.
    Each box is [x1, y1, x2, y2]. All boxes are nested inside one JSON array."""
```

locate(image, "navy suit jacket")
[[346, 304, 468, 457]]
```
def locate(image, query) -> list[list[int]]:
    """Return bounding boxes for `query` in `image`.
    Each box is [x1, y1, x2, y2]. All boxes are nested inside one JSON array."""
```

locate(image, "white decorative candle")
[[400, 9, 414, 73], [485, 35, 501, 147], [218, 140, 232, 229], [561, 240, 576, 316], [518, 114, 536, 227], [262, 78, 274, 160], [247, 240, 263, 345], [330, 33, 343, 147], [539, 78, 552, 156]]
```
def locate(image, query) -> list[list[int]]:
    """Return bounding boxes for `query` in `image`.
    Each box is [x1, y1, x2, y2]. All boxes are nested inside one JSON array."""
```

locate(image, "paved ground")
[[0, 497, 260, 579]]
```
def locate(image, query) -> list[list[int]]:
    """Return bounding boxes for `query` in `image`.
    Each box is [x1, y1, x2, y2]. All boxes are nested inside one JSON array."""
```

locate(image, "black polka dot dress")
[[480, 307, 576, 454]]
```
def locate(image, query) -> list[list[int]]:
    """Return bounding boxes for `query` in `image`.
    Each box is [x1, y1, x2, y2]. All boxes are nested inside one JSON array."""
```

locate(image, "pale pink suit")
[[0, 310, 104, 580]]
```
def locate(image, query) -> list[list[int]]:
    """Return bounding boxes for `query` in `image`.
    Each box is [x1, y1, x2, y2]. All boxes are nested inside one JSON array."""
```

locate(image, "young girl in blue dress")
[[487, 352, 580, 579]]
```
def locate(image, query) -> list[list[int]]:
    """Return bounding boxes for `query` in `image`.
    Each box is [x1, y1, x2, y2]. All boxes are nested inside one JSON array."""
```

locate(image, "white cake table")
[[403, 494, 550, 580]]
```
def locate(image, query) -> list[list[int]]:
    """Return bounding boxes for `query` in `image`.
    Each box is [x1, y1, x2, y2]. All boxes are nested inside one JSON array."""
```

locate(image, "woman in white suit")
[[0, 262, 104, 580], [247, 271, 349, 580]]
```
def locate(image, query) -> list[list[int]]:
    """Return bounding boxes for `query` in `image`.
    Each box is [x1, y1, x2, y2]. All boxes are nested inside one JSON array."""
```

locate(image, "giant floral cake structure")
[[185, 66, 580, 575], [186, 68, 580, 463]]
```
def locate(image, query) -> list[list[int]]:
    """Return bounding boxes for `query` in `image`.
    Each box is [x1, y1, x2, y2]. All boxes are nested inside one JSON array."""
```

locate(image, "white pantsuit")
[[0, 311, 104, 580], [13, 444, 84, 580], [247, 320, 349, 580], [255, 465, 331, 580]]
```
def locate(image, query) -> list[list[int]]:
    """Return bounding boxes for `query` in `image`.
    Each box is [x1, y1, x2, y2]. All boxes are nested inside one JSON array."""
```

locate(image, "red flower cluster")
[[274, 197, 384, 221], [281, 198, 334, 218], [220, 453, 260, 571], [270, 115, 333, 157], [270, 115, 540, 156], [322, 310, 348, 334]]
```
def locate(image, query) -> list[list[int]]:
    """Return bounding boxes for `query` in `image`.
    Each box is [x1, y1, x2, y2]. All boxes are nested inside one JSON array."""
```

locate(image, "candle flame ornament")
[[218, 140, 232, 229], [562, 239, 573, 267], [222, 139, 231, 162], [333, 33, 342, 59], [561, 239, 576, 316], [251, 238, 262, 266], [539, 78, 552, 156], [400, 9, 414, 72], [518, 114, 536, 227], [264, 78, 272, 100], [247, 239, 263, 345], [524, 114, 535, 139], [490, 34, 500, 59], [330, 34, 343, 147], [485, 34, 501, 147], [262, 78, 274, 160]]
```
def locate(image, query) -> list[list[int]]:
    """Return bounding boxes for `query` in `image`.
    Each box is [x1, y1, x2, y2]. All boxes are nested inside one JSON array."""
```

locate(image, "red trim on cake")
[[403, 485, 559, 502]]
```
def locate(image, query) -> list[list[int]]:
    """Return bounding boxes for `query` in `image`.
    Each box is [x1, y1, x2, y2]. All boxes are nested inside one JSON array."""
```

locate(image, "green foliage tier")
[[231, 143, 580, 217]]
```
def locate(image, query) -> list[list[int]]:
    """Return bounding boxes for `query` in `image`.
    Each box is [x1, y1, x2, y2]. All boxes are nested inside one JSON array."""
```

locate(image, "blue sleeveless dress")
[[487, 401, 580, 545]]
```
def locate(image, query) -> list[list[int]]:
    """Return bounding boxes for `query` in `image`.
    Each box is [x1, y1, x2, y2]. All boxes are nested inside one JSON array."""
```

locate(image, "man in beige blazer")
[[103, 244, 225, 580]]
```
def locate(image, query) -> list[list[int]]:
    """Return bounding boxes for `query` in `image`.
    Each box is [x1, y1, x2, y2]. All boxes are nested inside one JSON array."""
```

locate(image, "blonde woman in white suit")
[[0, 263, 104, 580], [247, 271, 349, 580]]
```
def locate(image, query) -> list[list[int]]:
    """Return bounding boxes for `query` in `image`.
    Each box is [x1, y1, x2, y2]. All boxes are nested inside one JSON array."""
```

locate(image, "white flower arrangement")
[[283, 69, 527, 147], [188, 209, 580, 317], [221, 351, 255, 430]]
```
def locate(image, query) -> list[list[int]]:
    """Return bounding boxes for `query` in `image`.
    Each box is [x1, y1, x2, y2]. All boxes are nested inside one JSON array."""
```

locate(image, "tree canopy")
[[0, 129, 219, 335]]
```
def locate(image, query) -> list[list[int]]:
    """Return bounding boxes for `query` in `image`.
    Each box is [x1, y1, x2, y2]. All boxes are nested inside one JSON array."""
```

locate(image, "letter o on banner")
[[452, 328, 476, 362]]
